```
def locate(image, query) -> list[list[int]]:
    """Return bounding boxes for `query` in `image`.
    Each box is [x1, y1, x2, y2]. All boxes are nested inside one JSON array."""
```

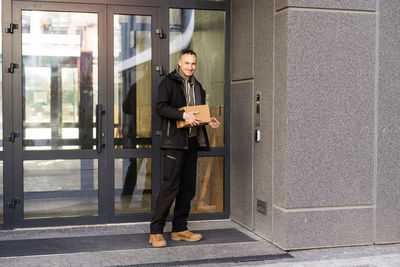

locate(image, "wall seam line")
[[275, 6, 376, 15], [231, 78, 254, 84], [274, 204, 374, 212], [373, 0, 380, 245], [251, 0, 255, 231], [271, 0, 276, 244]]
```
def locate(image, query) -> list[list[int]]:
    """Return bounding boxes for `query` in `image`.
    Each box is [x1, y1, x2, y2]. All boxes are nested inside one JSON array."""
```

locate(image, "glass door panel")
[[169, 9, 226, 148], [113, 14, 152, 150], [115, 158, 151, 214], [13, 4, 105, 222], [7, 2, 163, 226], [109, 7, 160, 218], [169, 9, 226, 215], [22, 11, 98, 151], [192, 157, 224, 213], [24, 159, 98, 218]]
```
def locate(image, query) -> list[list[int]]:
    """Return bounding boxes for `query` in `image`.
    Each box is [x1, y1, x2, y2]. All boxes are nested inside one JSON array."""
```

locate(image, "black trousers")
[[150, 137, 198, 234]]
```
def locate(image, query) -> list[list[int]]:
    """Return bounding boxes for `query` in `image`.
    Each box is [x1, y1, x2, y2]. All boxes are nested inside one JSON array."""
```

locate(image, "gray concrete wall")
[[230, 0, 255, 228], [253, 0, 275, 241], [230, 0, 275, 241], [376, 0, 400, 244], [273, 1, 376, 250], [231, 0, 400, 250]]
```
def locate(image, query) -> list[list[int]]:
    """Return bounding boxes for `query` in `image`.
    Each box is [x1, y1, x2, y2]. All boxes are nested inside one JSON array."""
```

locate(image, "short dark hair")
[[181, 49, 197, 57]]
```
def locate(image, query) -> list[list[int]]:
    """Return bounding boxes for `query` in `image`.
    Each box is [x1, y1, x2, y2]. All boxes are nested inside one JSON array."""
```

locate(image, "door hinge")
[[6, 63, 19, 73], [155, 28, 166, 39], [7, 131, 20, 142], [155, 65, 164, 76], [5, 23, 18, 34], [7, 198, 20, 209]]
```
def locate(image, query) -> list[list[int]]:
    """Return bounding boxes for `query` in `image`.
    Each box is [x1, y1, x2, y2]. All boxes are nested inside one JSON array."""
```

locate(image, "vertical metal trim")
[[224, 0, 231, 218], [150, 0, 169, 214], [2, 0, 15, 229], [105, 3, 115, 219], [10, 0, 24, 227], [95, 4, 108, 218]]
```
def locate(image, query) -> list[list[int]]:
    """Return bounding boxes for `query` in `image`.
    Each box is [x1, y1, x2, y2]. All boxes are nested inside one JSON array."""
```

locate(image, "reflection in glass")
[[0, 161, 3, 223], [115, 158, 151, 214], [192, 157, 224, 213], [169, 9, 226, 147], [24, 159, 98, 218], [114, 15, 152, 150], [22, 11, 98, 150]]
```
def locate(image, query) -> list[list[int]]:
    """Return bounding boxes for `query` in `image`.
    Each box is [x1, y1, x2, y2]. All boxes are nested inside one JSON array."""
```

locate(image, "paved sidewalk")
[[0, 220, 399, 266]]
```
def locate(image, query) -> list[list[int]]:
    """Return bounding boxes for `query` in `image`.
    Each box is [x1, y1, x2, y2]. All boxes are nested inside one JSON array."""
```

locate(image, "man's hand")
[[208, 117, 220, 128], [183, 111, 201, 126]]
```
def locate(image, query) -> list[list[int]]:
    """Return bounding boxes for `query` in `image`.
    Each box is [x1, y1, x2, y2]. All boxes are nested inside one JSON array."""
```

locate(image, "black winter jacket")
[[156, 70, 210, 151]]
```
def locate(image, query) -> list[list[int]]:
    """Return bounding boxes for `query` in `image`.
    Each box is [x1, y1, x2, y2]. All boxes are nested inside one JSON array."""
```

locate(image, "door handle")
[[96, 104, 106, 153]]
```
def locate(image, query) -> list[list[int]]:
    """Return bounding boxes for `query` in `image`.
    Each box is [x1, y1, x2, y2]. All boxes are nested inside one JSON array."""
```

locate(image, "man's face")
[[178, 53, 197, 78]]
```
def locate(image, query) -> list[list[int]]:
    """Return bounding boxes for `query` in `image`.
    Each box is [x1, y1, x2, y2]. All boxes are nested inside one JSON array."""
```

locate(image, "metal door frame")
[[105, 5, 163, 223], [1, 0, 231, 229], [168, 0, 231, 222], [8, 1, 108, 228]]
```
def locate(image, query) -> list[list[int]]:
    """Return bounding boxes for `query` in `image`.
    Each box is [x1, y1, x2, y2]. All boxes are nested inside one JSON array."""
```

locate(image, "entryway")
[[1, 0, 229, 229]]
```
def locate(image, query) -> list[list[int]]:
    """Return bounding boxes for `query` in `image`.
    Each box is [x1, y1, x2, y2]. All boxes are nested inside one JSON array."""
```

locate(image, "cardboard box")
[[176, 105, 211, 128]]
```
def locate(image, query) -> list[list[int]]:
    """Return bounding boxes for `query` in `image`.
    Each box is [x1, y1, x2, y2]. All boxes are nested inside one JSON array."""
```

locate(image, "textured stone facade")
[[231, 0, 400, 250]]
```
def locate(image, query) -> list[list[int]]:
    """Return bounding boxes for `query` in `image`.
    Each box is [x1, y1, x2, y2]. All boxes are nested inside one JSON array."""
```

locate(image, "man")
[[149, 49, 220, 247]]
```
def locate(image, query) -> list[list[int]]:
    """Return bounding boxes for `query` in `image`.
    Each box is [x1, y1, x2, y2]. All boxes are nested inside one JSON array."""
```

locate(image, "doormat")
[[0, 228, 256, 258]]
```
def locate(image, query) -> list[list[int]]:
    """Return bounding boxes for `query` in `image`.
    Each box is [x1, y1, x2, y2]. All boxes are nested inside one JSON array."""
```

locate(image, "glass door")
[[10, 2, 107, 226], [7, 1, 163, 227], [106, 6, 162, 219]]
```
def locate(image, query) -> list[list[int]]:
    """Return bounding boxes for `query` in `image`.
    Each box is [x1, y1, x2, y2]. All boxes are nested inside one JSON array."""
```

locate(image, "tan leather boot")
[[171, 230, 202, 242], [149, 234, 167, 248]]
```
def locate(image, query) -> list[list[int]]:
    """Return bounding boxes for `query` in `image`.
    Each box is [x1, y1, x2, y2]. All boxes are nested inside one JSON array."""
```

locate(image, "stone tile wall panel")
[[376, 0, 400, 244]]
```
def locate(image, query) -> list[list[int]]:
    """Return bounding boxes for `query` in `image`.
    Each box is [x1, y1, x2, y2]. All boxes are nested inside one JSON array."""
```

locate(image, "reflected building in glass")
[[22, 11, 98, 151], [21, 11, 100, 218]]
